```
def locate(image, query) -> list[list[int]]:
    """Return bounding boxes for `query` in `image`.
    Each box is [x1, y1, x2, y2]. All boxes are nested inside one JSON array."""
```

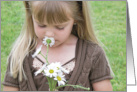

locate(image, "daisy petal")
[[32, 45, 42, 58]]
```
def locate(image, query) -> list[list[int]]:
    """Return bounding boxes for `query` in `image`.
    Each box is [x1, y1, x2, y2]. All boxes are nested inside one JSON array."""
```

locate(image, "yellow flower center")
[[49, 69, 54, 73], [57, 76, 62, 81], [57, 67, 59, 70]]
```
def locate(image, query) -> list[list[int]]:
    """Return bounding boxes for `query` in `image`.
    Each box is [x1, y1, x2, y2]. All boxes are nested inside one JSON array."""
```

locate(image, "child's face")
[[32, 16, 75, 47]]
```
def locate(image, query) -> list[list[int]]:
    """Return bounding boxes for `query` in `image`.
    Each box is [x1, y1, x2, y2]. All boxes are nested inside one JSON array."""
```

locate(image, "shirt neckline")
[[31, 38, 79, 66]]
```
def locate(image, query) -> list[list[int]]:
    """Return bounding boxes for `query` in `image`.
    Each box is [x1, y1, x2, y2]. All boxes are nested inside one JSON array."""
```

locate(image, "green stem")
[[45, 44, 49, 64], [40, 43, 50, 64], [53, 80, 57, 91], [46, 77, 51, 91], [40, 52, 47, 62], [56, 84, 90, 91], [52, 79, 55, 91], [50, 78, 53, 91]]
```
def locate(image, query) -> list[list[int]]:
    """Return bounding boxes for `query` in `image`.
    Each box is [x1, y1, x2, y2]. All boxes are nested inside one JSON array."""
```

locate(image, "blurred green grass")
[[1, 1, 126, 91], [90, 1, 126, 91]]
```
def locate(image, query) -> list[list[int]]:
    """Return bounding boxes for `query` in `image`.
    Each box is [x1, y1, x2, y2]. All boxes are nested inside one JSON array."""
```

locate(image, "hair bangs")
[[32, 1, 72, 25]]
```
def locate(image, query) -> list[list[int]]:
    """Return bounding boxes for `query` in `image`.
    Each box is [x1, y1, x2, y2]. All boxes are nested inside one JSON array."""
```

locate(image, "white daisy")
[[44, 63, 58, 78], [34, 63, 47, 76], [32, 45, 43, 58], [54, 72, 66, 86], [60, 67, 70, 74], [54, 62, 69, 74], [53, 62, 62, 71], [42, 36, 55, 47]]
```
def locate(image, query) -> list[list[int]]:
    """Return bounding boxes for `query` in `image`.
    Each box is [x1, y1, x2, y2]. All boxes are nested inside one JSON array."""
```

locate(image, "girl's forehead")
[[31, 1, 73, 25]]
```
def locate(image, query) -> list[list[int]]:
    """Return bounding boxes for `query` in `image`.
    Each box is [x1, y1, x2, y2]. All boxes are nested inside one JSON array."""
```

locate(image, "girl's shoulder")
[[82, 39, 106, 59], [83, 39, 104, 53]]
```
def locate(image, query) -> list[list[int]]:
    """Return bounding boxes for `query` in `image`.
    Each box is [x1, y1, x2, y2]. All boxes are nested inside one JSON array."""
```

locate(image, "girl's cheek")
[[35, 27, 45, 37]]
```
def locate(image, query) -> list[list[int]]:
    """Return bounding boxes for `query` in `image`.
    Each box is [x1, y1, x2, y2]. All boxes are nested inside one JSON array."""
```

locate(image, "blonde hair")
[[8, 1, 112, 82]]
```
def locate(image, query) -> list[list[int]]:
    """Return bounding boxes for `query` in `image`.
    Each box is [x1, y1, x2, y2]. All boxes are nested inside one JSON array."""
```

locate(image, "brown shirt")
[[2, 38, 113, 91], [30, 56, 75, 91]]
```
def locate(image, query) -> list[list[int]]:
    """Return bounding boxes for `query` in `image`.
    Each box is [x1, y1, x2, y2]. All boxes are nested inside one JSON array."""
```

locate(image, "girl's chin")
[[52, 43, 59, 48], [51, 42, 57, 47], [51, 42, 63, 48]]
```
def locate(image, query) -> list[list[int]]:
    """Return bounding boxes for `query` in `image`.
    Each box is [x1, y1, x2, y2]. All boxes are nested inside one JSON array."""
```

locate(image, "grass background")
[[1, 1, 126, 91]]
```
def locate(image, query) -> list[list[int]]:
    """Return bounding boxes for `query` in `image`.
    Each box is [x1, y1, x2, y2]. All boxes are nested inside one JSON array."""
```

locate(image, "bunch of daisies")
[[32, 36, 69, 90], [32, 36, 90, 91]]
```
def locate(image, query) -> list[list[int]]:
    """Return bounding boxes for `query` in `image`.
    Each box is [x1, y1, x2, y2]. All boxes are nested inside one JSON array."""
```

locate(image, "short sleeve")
[[89, 46, 113, 83], [2, 56, 19, 88]]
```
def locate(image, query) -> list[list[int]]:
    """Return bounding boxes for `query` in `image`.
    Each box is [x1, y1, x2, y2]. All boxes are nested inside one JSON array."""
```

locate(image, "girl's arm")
[[3, 86, 19, 91], [92, 79, 113, 91]]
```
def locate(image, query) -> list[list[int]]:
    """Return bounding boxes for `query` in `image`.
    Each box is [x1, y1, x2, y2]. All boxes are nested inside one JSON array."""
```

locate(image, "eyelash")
[[38, 25, 64, 30], [57, 27, 64, 30], [38, 25, 46, 27]]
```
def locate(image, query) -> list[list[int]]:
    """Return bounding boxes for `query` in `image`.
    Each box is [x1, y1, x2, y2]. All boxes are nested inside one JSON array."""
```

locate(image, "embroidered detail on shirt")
[[32, 58, 75, 73], [63, 60, 75, 73], [32, 58, 43, 70]]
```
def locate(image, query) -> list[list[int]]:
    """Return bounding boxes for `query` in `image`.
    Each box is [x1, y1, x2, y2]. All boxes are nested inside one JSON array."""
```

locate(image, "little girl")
[[3, 1, 113, 91]]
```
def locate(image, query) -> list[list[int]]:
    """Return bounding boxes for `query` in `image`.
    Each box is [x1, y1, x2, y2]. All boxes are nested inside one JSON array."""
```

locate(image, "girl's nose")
[[45, 31, 54, 37]]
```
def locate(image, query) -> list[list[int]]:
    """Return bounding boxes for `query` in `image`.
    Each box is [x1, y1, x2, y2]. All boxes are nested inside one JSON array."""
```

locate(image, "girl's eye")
[[38, 25, 46, 28], [56, 27, 64, 30], [38, 24, 64, 30]]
